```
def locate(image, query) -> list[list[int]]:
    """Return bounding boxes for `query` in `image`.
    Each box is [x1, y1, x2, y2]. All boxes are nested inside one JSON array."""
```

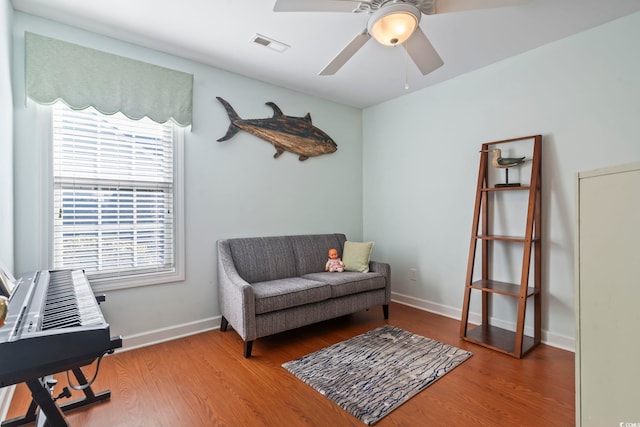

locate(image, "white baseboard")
[[0, 386, 16, 423], [121, 316, 220, 352], [391, 292, 575, 352], [118, 297, 575, 353]]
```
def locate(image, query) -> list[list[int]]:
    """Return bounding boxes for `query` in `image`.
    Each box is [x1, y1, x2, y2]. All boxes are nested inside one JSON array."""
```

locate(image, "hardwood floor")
[[6, 302, 574, 426]]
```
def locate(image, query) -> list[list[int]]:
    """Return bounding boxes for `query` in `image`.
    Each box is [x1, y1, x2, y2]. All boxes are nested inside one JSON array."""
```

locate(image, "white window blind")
[[52, 102, 178, 282]]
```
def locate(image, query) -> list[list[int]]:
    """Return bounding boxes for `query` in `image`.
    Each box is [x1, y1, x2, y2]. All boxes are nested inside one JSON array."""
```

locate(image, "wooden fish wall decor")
[[216, 97, 337, 161]]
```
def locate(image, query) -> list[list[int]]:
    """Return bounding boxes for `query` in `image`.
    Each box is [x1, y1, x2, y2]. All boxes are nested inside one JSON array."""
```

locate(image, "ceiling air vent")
[[251, 34, 290, 53]]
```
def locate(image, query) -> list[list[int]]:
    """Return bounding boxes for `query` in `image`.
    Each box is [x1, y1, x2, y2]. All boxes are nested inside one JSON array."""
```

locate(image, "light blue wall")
[[362, 11, 640, 349], [0, 2, 13, 273], [10, 7, 640, 350], [11, 12, 363, 339]]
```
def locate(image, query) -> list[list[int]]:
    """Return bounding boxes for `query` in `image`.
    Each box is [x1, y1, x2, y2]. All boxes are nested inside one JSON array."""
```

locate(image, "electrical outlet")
[[409, 268, 417, 281]]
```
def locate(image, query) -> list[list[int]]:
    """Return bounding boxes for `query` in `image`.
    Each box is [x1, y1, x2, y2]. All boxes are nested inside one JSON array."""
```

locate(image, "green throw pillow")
[[342, 241, 374, 273]]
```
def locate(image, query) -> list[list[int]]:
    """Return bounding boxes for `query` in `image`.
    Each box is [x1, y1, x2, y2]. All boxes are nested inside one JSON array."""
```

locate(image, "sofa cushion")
[[342, 241, 375, 273], [289, 234, 347, 276], [228, 236, 297, 283], [252, 277, 331, 314], [302, 272, 386, 298]]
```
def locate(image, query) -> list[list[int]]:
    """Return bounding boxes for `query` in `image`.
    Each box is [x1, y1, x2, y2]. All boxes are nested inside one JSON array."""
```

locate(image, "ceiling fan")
[[273, 0, 530, 76]]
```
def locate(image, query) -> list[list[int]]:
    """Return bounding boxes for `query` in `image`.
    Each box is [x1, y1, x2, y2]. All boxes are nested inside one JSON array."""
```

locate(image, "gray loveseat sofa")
[[217, 233, 391, 357]]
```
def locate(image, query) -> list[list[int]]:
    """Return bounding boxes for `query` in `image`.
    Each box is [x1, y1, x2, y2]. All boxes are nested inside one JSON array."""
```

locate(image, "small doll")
[[325, 248, 345, 272]]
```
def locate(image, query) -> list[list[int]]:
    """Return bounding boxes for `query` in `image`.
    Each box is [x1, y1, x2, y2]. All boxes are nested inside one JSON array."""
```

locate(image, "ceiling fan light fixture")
[[368, 4, 421, 47]]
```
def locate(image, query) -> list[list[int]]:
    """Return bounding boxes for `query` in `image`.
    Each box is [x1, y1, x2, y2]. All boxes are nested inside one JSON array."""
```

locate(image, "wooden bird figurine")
[[480, 148, 526, 187], [481, 148, 526, 168]]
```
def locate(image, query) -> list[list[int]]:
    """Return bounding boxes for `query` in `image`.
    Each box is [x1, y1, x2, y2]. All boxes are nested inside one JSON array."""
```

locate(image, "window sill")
[[88, 269, 185, 292]]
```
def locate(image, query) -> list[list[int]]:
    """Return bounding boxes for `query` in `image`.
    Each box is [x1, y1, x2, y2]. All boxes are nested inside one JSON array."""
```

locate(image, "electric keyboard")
[[0, 269, 121, 427]]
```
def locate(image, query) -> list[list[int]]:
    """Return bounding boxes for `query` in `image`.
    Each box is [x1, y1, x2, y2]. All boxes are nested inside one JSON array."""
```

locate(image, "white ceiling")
[[10, 0, 640, 108]]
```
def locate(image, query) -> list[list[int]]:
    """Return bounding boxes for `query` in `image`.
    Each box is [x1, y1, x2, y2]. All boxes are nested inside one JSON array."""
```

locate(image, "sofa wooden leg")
[[383, 304, 389, 320], [220, 316, 229, 332], [244, 341, 253, 358]]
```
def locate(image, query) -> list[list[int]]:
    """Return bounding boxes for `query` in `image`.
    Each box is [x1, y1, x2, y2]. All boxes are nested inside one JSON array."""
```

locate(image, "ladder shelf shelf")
[[480, 185, 531, 192], [464, 325, 538, 357], [469, 279, 539, 298]]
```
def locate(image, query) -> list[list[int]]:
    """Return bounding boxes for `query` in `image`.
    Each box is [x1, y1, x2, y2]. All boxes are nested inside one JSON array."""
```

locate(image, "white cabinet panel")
[[576, 161, 640, 426]]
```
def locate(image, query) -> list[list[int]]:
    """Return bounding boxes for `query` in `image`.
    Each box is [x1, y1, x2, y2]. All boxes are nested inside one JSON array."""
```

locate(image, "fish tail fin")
[[216, 97, 241, 142], [217, 125, 239, 142]]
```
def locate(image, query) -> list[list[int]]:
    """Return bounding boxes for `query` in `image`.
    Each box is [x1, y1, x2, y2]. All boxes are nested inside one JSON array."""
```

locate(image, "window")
[[51, 102, 184, 290]]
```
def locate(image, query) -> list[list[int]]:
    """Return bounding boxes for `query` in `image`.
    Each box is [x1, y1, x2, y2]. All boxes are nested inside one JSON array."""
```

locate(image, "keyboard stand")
[[1, 366, 113, 427]]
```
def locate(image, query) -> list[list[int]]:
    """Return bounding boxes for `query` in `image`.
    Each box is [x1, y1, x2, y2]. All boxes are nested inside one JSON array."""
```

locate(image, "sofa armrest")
[[369, 260, 391, 303], [217, 240, 257, 341]]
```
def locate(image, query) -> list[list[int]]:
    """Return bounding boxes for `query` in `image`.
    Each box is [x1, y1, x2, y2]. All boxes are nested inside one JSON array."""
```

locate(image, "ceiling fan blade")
[[435, 0, 530, 14], [319, 30, 371, 76], [273, 0, 361, 13], [404, 27, 444, 75]]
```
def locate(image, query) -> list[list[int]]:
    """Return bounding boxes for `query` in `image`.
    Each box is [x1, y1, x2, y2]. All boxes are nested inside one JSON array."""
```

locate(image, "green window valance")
[[25, 32, 193, 127]]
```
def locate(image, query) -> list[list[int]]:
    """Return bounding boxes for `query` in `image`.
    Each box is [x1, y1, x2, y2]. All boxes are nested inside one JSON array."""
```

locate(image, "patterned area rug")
[[282, 325, 472, 425]]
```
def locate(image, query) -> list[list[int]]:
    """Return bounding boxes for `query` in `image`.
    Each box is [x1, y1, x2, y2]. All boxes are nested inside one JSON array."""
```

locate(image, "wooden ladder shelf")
[[459, 135, 542, 358]]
